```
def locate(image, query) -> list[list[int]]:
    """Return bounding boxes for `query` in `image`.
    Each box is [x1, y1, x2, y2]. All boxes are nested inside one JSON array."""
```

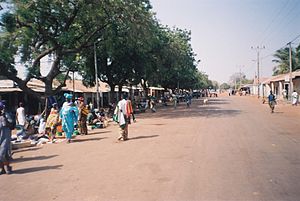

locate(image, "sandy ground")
[[1, 95, 300, 201]]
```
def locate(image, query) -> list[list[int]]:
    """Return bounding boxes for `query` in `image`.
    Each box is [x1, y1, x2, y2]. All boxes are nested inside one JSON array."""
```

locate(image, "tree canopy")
[[272, 43, 300, 75], [0, 0, 212, 101]]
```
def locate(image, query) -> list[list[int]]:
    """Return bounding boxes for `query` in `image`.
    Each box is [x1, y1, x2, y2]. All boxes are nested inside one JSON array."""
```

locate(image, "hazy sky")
[[150, 0, 300, 83]]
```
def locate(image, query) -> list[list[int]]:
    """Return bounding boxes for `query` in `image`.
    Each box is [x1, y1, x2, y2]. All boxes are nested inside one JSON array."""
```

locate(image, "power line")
[[262, 0, 300, 45], [258, 0, 291, 45], [289, 33, 300, 43]]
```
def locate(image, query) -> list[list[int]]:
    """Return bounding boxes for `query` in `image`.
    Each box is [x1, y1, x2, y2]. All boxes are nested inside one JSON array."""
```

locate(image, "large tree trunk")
[[108, 84, 116, 104], [118, 85, 123, 101]]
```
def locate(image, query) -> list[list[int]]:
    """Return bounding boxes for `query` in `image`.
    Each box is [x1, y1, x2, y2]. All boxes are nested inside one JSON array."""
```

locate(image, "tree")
[[146, 26, 199, 90], [0, 0, 151, 101], [78, 0, 156, 100], [272, 47, 291, 75], [272, 44, 300, 75], [229, 72, 252, 89], [1, 0, 211, 103], [220, 83, 231, 90]]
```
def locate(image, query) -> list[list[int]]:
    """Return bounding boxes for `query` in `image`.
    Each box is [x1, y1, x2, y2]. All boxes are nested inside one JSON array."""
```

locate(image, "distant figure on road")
[[185, 93, 191, 108], [150, 96, 156, 112], [291, 90, 298, 106], [268, 91, 276, 113], [173, 94, 178, 109], [282, 88, 287, 100]]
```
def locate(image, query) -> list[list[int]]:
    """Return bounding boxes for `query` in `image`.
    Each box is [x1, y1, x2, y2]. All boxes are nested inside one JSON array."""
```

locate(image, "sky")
[[150, 0, 300, 84]]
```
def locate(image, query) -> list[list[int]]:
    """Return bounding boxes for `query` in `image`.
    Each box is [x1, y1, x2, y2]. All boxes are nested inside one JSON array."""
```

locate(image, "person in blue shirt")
[[268, 91, 276, 113]]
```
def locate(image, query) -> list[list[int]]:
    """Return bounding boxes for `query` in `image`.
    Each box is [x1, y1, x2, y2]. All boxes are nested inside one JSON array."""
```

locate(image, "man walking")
[[268, 91, 276, 113], [291, 90, 298, 106], [114, 94, 133, 141]]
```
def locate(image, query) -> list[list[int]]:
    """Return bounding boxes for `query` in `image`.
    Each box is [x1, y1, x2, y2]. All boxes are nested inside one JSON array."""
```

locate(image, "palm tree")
[[272, 47, 290, 75], [272, 44, 300, 75], [295, 43, 300, 71]]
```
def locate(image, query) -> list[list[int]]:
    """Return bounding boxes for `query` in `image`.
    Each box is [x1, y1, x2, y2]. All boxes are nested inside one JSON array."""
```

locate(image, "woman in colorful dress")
[[60, 94, 79, 143], [46, 103, 59, 143]]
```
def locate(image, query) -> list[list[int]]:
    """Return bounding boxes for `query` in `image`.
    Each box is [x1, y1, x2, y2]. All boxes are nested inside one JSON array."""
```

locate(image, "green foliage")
[[220, 83, 231, 90], [0, 0, 212, 100], [272, 44, 300, 75]]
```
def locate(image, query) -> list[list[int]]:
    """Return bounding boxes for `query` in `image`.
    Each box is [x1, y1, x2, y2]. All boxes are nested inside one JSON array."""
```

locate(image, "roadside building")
[[260, 70, 300, 100]]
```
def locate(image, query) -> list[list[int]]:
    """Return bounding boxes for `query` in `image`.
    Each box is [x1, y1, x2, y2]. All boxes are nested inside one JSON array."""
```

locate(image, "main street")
[[1, 95, 300, 201]]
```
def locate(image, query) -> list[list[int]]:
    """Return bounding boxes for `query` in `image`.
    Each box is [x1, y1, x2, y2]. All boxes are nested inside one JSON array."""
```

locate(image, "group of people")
[[267, 90, 299, 113], [47, 93, 105, 143], [14, 93, 93, 144]]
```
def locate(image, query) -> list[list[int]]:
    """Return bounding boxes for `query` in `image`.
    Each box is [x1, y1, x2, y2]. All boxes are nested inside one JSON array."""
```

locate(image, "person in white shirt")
[[16, 102, 26, 126], [291, 90, 298, 106], [16, 102, 26, 137], [115, 94, 130, 141]]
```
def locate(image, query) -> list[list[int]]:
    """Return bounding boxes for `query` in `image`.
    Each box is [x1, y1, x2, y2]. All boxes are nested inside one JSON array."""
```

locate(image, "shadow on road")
[[88, 130, 111, 135], [12, 147, 41, 154], [137, 98, 241, 119], [13, 154, 59, 163], [204, 98, 230, 105], [72, 137, 108, 143], [13, 165, 63, 174], [128, 135, 159, 141]]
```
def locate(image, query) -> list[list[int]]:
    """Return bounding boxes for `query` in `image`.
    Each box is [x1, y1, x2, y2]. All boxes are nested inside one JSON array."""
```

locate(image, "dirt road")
[[1, 96, 300, 201]]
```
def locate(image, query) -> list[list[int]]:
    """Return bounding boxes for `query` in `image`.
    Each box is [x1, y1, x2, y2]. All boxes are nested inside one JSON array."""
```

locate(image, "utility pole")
[[234, 77, 237, 91], [177, 72, 180, 90], [251, 46, 265, 98], [94, 41, 100, 110], [288, 42, 293, 101], [238, 66, 244, 88]]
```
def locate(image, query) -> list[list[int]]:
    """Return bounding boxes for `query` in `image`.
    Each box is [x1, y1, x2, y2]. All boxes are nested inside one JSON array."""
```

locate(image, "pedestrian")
[[291, 90, 298, 106], [16, 102, 26, 138], [268, 91, 276, 113], [0, 101, 13, 175], [60, 93, 79, 143], [127, 97, 136, 122], [282, 88, 287, 100], [173, 94, 177, 109], [78, 97, 88, 135], [114, 94, 131, 141], [185, 93, 191, 108], [46, 103, 59, 143], [150, 96, 156, 112]]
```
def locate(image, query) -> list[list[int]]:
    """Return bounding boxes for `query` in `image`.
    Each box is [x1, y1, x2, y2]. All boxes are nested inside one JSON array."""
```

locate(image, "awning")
[[0, 88, 22, 92]]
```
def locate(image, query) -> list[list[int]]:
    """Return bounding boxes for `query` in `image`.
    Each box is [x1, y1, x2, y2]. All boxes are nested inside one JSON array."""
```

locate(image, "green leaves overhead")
[[272, 44, 300, 76], [0, 0, 211, 100]]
